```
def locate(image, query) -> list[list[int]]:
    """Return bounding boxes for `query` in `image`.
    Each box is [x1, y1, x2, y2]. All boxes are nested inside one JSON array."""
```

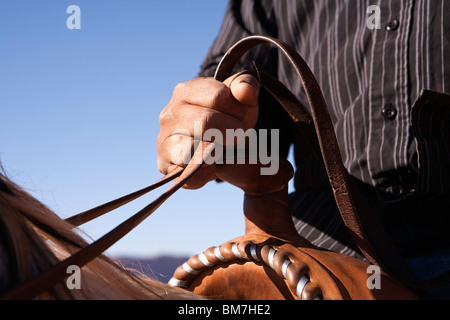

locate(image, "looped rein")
[[212, 35, 450, 291], [214, 35, 386, 267]]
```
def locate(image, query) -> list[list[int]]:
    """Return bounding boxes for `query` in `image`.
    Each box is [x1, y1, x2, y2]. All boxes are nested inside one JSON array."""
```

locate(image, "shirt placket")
[[368, 0, 415, 198]]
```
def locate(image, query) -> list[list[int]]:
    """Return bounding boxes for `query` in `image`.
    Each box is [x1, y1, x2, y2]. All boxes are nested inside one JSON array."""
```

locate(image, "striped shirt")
[[199, 0, 450, 259]]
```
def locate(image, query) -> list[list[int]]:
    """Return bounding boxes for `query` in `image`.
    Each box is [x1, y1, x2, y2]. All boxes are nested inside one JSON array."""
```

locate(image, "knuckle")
[[158, 105, 174, 125], [160, 81, 188, 124], [209, 86, 231, 107], [173, 81, 187, 93]]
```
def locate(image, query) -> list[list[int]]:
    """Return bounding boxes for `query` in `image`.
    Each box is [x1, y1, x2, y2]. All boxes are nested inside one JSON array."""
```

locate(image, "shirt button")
[[386, 19, 400, 31], [381, 104, 398, 119], [390, 185, 405, 196], [382, 185, 405, 197]]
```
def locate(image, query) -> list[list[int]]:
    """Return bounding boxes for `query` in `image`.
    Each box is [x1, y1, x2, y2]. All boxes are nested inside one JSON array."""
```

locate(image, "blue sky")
[[1, 1, 297, 259], [0, 0, 258, 258]]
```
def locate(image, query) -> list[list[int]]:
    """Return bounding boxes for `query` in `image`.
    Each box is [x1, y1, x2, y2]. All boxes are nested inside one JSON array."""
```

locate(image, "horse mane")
[[0, 171, 201, 300]]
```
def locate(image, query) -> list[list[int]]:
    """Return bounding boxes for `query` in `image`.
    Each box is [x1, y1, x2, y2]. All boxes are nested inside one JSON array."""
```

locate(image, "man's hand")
[[157, 73, 260, 189]]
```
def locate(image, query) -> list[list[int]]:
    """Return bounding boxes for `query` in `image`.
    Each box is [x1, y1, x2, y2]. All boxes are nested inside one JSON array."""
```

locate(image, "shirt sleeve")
[[198, 0, 278, 77]]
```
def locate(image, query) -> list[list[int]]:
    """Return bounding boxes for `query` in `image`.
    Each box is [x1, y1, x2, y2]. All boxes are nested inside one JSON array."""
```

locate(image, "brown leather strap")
[[214, 35, 383, 265], [2, 142, 214, 300], [214, 35, 450, 290], [65, 166, 184, 227]]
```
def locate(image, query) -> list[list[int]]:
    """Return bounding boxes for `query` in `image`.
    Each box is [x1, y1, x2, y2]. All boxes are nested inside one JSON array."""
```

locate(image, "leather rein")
[[3, 35, 449, 299]]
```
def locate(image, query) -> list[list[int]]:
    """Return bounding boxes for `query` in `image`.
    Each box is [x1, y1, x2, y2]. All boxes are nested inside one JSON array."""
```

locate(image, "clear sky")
[[0, 1, 295, 259]]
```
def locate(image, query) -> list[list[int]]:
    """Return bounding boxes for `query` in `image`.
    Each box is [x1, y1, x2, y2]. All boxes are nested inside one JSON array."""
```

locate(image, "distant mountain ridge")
[[114, 255, 190, 283]]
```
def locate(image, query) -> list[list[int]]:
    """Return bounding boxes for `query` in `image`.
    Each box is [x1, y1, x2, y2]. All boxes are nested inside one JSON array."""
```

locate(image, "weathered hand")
[[157, 73, 260, 189]]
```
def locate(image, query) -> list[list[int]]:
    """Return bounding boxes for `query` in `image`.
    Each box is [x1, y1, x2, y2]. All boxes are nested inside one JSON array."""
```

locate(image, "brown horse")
[[0, 171, 200, 300]]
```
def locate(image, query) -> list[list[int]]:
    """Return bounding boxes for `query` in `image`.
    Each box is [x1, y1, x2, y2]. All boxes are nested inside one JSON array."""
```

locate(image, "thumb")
[[229, 74, 260, 106]]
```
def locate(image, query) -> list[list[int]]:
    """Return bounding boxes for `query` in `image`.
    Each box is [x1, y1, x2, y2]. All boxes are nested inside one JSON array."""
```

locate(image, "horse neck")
[[0, 174, 201, 300]]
